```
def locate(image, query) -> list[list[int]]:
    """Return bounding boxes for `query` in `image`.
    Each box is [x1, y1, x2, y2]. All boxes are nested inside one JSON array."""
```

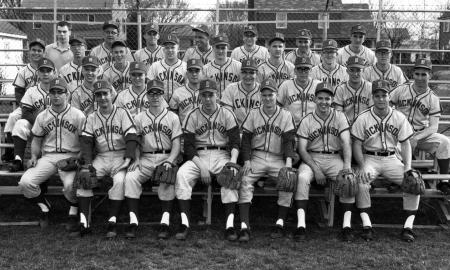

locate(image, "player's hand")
[[113, 158, 131, 175], [358, 169, 372, 184], [243, 160, 252, 176], [163, 161, 173, 170], [127, 159, 141, 172], [314, 169, 327, 185], [27, 158, 37, 168]]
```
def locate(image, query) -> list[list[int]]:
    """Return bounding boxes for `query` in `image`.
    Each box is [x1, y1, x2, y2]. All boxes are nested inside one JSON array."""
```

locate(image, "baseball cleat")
[[125, 224, 137, 239], [65, 215, 79, 232], [225, 227, 238, 242], [39, 211, 49, 229], [175, 225, 189, 241], [105, 221, 117, 238], [238, 228, 250, 243], [401, 228, 416, 242], [360, 226, 374, 241], [70, 223, 91, 237], [293, 227, 306, 242], [270, 225, 285, 239], [158, 224, 170, 240], [8, 159, 23, 172], [341, 227, 354, 242]]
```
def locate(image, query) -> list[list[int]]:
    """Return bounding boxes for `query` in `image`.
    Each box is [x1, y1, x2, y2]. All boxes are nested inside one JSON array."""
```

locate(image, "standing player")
[[134, 24, 165, 68], [147, 35, 186, 103], [285, 29, 321, 67], [238, 79, 296, 242], [124, 80, 182, 239], [9, 58, 56, 172], [71, 56, 102, 115], [296, 82, 353, 241], [59, 36, 86, 94], [230, 25, 269, 65], [390, 58, 450, 194], [203, 34, 242, 98], [182, 25, 214, 65], [44, 21, 73, 71], [74, 80, 138, 238], [90, 21, 134, 67], [18, 78, 85, 230], [362, 40, 407, 90], [257, 35, 295, 87], [101, 40, 132, 93], [352, 79, 418, 242], [221, 58, 261, 126], [277, 57, 321, 126], [333, 56, 373, 124], [311, 39, 348, 91], [337, 24, 376, 67], [175, 79, 240, 241]]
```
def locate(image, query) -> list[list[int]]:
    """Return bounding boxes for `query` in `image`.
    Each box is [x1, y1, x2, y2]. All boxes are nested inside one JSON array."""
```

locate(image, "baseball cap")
[[49, 78, 68, 92], [294, 56, 312, 68], [297, 29, 312, 39], [192, 25, 210, 36], [268, 33, 285, 45], [322, 39, 338, 51], [29, 38, 46, 49], [211, 34, 229, 46], [372, 79, 390, 94], [162, 34, 179, 45], [111, 40, 127, 49], [82, 56, 100, 67], [243, 25, 258, 35], [241, 58, 258, 71], [38, 58, 55, 70], [69, 36, 86, 46], [93, 80, 113, 94], [315, 82, 334, 96], [414, 58, 432, 70], [145, 23, 159, 34], [130, 62, 146, 74], [260, 79, 278, 92], [103, 20, 119, 30], [376, 40, 391, 51], [199, 79, 218, 94], [351, 24, 366, 35], [147, 80, 165, 94], [187, 59, 203, 70], [346, 56, 366, 69]]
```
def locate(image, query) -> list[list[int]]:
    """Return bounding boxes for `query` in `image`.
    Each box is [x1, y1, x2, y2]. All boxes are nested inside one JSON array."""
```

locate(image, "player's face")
[[163, 44, 178, 60], [347, 66, 362, 83], [38, 67, 55, 83], [214, 45, 228, 60], [295, 66, 311, 81], [57, 26, 71, 43], [49, 89, 68, 107], [296, 38, 310, 53], [241, 69, 257, 85], [260, 89, 277, 108], [194, 32, 209, 49], [29, 45, 45, 63], [144, 31, 159, 46], [269, 41, 284, 58], [94, 90, 113, 108], [243, 32, 257, 47], [350, 33, 365, 47], [112, 46, 126, 63], [315, 91, 333, 114], [413, 68, 430, 87], [322, 49, 337, 65], [131, 72, 146, 87], [376, 49, 391, 64], [82, 66, 100, 83], [200, 91, 217, 111], [70, 42, 86, 59], [104, 27, 119, 44], [372, 91, 389, 110], [147, 91, 163, 107], [187, 68, 201, 84]]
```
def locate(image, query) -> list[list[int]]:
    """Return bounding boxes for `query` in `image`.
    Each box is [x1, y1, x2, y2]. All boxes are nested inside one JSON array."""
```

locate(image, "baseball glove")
[[56, 157, 79, 171], [402, 169, 425, 195], [276, 167, 298, 192], [73, 164, 98, 189], [216, 162, 243, 190], [153, 162, 178, 185], [335, 168, 358, 197]]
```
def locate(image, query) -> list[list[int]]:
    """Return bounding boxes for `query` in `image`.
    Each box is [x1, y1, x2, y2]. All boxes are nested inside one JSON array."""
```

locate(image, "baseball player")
[[238, 78, 296, 242], [333, 56, 373, 124], [124, 79, 182, 239], [203, 34, 242, 98], [70, 56, 102, 115], [285, 29, 321, 67], [133, 23, 165, 68], [101, 40, 132, 93], [352, 79, 418, 242], [147, 35, 186, 103], [18, 78, 86, 230], [221, 58, 261, 126], [75, 80, 138, 238], [3, 39, 46, 162], [182, 25, 214, 65], [230, 25, 269, 65], [9, 58, 56, 172], [390, 58, 450, 195], [362, 40, 407, 90], [296, 82, 353, 241], [175, 79, 240, 241], [90, 21, 134, 67], [277, 56, 321, 126], [169, 59, 203, 124], [337, 24, 376, 67], [59, 36, 86, 94], [44, 21, 73, 71], [257, 35, 295, 87], [311, 39, 348, 91]]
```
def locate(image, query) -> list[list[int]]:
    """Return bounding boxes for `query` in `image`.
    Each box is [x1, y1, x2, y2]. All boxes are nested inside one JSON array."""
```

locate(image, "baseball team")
[[3, 20, 449, 243]]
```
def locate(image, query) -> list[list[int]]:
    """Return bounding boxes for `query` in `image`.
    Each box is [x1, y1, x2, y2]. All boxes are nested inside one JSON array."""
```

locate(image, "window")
[[88, 14, 95, 22], [276, 12, 287, 29], [444, 22, 450, 33], [57, 14, 71, 21], [33, 14, 42, 29]]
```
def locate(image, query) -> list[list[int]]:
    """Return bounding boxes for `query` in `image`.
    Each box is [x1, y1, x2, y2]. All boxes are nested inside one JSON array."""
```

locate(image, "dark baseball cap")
[[192, 25, 210, 36], [82, 56, 100, 67], [145, 23, 159, 34], [38, 58, 55, 70], [111, 40, 127, 49], [372, 79, 390, 94], [187, 58, 203, 70], [260, 79, 278, 92], [268, 33, 285, 45], [351, 24, 366, 35], [243, 25, 258, 35], [241, 58, 258, 71], [162, 34, 179, 45], [211, 34, 229, 46], [322, 39, 338, 51], [130, 62, 147, 74], [297, 29, 312, 39], [294, 56, 312, 68], [103, 20, 119, 30], [346, 56, 366, 68], [199, 79, 218, 94], [93, 80, 113, 94], [29, 38, 46, 49], [69, 36, 86, 46], [49, 78, 68, 92], [147, 80, 165, 94], [376, 40, 391, 51], [315, 82, 334, 96], [414, 58, 432, 70]]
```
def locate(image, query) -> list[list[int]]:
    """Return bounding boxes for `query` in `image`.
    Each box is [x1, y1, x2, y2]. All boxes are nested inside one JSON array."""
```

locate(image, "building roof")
[[22, 0, 118, 8], [0, 21, 27, 39], [254, 0, 342, 10]]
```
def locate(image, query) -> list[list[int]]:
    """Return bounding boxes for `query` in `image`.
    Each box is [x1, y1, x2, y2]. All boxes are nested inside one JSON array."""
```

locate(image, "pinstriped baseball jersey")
[[310, 64, 349, 91], [82, 105, 136, 153], [32, 105, 86, 153], [297, 109, 350, 152], [203, 58, 242, 98], [221, 81, 261, 126], [114, 87, 168, 116], [133, 46, 165, 68], [351, 107, 413, 152], [147, 59, 187, 102], [70, 84, 96, 115], [285, 49, 321, 67], [183, 105, 238, 148], [90, 42, 134, 66], [13, 64, 39, 89], [242, 106, 295, 155], [230, 45, 269, 65], [182, 46, 214, 65], [59, 61, 83, 93], [21, 84, 50, 113], [337, 45, 376, 67], [134, 108, 182, 152], [168, 84, 201, 123], [257, 60, 295, 87], [101, 62, 131, 92], [362, 64, 407, 90], [333, 80, 373, 123], [389, 83, 442, 130], [277, 79, 320, 126]]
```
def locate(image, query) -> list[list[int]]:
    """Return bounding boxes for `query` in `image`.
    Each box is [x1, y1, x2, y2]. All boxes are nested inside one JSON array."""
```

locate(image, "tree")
[[213, 1, 248, 49], [0, 0, 25, 32]]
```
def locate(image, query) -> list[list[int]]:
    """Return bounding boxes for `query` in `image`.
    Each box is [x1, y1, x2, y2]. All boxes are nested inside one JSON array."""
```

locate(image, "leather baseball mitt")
[[216, 162, 243, 190], [276, 167, 298, 192], [402, 169, 425, 195], [73, 164, 98, 189], [335, 168, 358, 197], [153, 162, 178, 185], [56, 157, 80, 171]]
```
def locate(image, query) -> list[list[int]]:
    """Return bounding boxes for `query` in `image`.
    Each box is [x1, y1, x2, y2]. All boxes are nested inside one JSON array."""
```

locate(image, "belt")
[[197, 146, 226, 151], [143, 150, 169, 154], [310, 151, 340, 154], [365, 151, 395, 156]]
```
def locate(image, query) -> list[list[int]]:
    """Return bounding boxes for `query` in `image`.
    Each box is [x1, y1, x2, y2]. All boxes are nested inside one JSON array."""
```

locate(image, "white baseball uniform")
[[221, 81, 261, 126], [70, 84, 96, 116], [285, 49, 321, 67], [101, 62, 132, 93], [230, 45, 269, 66], [203, 58, 242, 98], [310, 64, 349, 91], [362, 64, 407, 90], [257, 60, 295, 87], [182, 46, 214, 65], [147, 59, 187, 102], [133, 46, 165, 68], [337, 45, 376, 67], [168, 84, 201, 124], [333, 80, 373, 124], [90, 42, 134, 66], [59, 61, 83, 93]]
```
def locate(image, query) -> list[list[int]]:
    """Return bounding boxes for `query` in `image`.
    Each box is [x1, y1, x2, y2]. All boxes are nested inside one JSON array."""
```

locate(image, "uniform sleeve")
[[288, 64, 295, 79], [224, 108, 238, 130], [20, 90, 33, 108], [121, 109, 136, 135], [398, 115, 414, 142], [133, 51, 141, 62], [76, 112, 87, 136], [283, 111, 295, 133], [182, 48, 191, 62], [230, 48, 238, 61], [183, 111, 197, 134], [350, 116, 365, 141], [70, 91, 81, 110], [429, 95, 442, 116], [12, 69, 26, 88], [168, 95, 178, 111], [241, 110, 254, 133], [146, 64, 156, 80], [337, 112, 350, 134], [134, 115, 142, 135], [333, 86, 344, 107], [257, 65, 265, 83], [296, 117, 310, 139], [31, 113, 45, 137], [82, 114, 95, 137], [171, 113, 183, 140], [389, 87, 400, 106], [126, 48, 135, 62], [277, 82, 287, 106], [221, 87, 234, 108]]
